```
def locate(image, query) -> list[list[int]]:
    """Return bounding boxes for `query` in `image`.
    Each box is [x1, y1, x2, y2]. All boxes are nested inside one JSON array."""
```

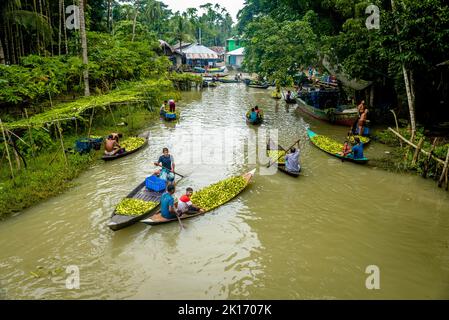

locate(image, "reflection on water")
[[0, 83, 449, 299]]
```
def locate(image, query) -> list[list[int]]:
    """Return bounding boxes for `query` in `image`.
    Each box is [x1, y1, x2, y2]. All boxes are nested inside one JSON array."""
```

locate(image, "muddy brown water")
[[1, 83, 449, 299]]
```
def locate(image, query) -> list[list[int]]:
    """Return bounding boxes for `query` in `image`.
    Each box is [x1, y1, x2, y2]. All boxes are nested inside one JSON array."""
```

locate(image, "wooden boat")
[[248, 83, 269, 89], [163, 110, 180, 121], [307, 129, 368, 164], [285, 98, 297, 104], [266, 138, 300, 177], [297, 98, 358, 126], [245, 111, 264, 125], [107, 174, 182, 231], [219, 78, 240, 83], [102, 133, 148, 161], [140, 169, 256, 226], [271, 91, 282, 99]]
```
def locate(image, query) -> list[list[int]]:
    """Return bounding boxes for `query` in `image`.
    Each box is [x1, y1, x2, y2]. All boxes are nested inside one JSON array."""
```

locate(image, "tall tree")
[[78, 0, 90, 96]]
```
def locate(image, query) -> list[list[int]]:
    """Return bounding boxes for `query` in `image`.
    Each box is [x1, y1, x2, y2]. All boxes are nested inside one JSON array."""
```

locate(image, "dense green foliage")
[[238, 0, 449, 123]]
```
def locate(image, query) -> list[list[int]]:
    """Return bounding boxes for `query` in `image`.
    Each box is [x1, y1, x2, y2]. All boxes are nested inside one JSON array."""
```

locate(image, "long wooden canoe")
[[140, 169, 256, 226], [297, 98, 359, 126], [267, 138, 300, 177], [248, 84, 269, 89], [102, 133, 148, 161], [108, 175, 183, 231], [285, 98, 297, 104], [307, 129, 369, 164]]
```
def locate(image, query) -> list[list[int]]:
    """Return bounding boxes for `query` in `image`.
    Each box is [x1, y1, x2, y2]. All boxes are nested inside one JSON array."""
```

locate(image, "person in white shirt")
[[177, 187, 204, 215]]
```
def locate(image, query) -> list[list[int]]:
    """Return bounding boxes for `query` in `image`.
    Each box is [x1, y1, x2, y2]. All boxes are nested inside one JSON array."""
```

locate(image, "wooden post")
[[87, 108, 95, 138], [75, 117, 78, 135], [438, 148, 449, 188], [108, 104, 117, 126], [56, 119, 68, 167], [0, 119, 14, 179], [387, 128, 445, 166], [411, 137, 424, 167], [24, 108, 35, 158], [422, 138, 438, 178]]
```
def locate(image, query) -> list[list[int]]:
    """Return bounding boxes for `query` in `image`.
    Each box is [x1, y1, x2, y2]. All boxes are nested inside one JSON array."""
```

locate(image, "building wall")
[[227, 55, 244, 68]]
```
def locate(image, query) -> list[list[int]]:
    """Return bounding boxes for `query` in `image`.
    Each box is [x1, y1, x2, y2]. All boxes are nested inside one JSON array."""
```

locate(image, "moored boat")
[[102, 133, 148, 161], [297, 98, 358, 126]]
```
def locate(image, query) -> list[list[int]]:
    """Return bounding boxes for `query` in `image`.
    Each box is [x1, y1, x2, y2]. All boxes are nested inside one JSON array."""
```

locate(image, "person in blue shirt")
[[351, 137, 364, 159], [285, 147, 301, 173], [154, 147, 175, 183], [249, 108, 258, 124], [160, 184, 177, 220]]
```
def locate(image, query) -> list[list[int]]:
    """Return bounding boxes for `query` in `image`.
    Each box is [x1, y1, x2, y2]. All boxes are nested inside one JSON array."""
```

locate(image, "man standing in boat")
[[154, 147, 175, 183], [285, 147, 301, 173]]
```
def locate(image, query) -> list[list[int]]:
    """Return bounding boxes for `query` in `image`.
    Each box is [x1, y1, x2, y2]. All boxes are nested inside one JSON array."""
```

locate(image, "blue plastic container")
[[165, 112, 177, 120], [145, 175, 166, 192], [75, 139, 92, 154]]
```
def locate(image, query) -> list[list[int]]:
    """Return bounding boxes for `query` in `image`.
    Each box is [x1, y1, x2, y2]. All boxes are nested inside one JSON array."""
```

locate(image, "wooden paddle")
[[154, 163, 185, 178], [267, 138, 300, 168], [175, 211, 185, 230]]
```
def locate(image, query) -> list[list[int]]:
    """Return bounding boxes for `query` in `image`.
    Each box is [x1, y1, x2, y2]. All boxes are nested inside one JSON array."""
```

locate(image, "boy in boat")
[[286, 90, 292, 101], [160, 184, 178, 220], [339, 140, 351, 157], [177, 187, 205, 216], [351, 137, 365, 159], [285, 147, 301, 173], [104, 134, 124, 156], [154, 147, 175, 183], [168, 99, 176, 113], [160, 100, 168, 117]]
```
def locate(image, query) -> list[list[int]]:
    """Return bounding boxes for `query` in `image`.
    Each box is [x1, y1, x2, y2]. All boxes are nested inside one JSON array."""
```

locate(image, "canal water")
[[1, 82, 449, 299]]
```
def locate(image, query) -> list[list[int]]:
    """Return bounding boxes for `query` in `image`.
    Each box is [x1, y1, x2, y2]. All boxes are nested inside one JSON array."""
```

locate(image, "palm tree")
[[0, 0, 52, 64], [78, 0, 90, 96]]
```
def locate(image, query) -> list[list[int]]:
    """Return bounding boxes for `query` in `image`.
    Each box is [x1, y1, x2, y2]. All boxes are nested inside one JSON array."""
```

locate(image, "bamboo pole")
[[108, 104, 117, 126], [411, 137, 424, 166], [0, 119, 14, 179], [87, 108, 95, 138], [56, 119, 68, 167], [387, 128, 445, 165], [24, 109, 35, 158], [422, 138, 438, 178], [438, 148, 449, 188], [390, 110, 402, 147], [6, 129, 21, 170]]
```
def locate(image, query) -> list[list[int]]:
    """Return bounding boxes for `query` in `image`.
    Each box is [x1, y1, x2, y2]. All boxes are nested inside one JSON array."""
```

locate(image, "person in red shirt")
[[177, 187, 205, 215]]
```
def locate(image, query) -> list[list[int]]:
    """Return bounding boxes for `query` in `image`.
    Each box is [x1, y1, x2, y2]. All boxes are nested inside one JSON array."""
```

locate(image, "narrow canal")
[[1, 82, 449, 299]]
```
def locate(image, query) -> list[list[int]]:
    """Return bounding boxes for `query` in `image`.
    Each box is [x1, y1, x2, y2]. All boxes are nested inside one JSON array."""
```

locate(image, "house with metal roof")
[[181, 44, 220, 67], [226, 47, 245, 68]]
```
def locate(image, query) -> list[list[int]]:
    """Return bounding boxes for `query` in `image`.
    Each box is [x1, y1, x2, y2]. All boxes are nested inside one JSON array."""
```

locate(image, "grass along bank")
[[369, 127, 449, 182]]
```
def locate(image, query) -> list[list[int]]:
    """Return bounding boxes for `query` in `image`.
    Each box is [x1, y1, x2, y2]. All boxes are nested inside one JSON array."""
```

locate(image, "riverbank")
[[0, 74, 202, 218], [0, 105, 163, 218], [370, 127, 449, 180]]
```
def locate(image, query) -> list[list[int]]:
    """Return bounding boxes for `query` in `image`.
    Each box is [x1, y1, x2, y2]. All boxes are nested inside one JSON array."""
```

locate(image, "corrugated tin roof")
[[183, 44, 219, 60], [227, 47, 245, 56], [210, 46, 226, 55]]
